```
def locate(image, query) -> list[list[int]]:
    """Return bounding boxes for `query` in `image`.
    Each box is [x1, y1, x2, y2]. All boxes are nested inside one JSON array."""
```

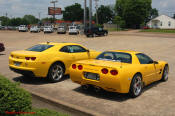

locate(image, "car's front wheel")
[[129, 74, 142, 98], [161, 65, 169, 81], [47, 63, 65, 82]]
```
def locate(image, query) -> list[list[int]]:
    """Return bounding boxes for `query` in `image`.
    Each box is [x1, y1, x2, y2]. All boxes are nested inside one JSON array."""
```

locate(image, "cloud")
[[0, 0, 175, 18]]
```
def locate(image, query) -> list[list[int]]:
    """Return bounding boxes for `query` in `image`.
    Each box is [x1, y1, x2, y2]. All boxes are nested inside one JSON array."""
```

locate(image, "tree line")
[[0, 0, 169, 29]]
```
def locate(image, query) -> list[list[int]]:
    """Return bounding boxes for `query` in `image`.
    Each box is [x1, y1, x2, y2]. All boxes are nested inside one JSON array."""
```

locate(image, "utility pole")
[[50, 0, 58, 27], [84, 0, 87, 29], [5, 12, 8, 26], [95, 0, 99, 25], [89, 0, 92, 29]]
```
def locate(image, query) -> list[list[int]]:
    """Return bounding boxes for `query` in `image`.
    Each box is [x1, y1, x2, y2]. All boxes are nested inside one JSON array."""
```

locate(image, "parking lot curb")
[[28, 90, 106, 116]]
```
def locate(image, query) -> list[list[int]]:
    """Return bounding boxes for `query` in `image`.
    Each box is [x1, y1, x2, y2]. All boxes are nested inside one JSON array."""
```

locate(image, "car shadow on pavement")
[[73, 87, 130, 102], [73, 80, 162, 102], [142, 80, 162, 93], [13, 75, 70, 85]]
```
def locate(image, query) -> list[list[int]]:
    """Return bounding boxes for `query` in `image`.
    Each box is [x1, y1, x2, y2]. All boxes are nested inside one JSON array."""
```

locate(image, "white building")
[[147, 15, 175, 29]]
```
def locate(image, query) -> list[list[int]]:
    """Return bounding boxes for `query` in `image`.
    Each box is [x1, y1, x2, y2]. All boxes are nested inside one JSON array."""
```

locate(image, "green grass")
[[140, 29, 175, 33], [19, 108, 69, 116]]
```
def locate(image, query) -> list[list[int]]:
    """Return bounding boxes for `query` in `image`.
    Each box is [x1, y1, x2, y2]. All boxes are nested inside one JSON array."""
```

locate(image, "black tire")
[[129, 74, 142, 98], [104, 32, 108, 36], [47, 63, 65, 82], [161, 65, 169, 82], [92, 33, 96, 37]]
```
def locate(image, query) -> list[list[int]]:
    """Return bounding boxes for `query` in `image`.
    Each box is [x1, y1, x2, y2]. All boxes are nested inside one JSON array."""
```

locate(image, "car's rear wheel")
[[161, 65, 169, 81], [47, 63, 65, 82], [104, 32, 108, 36], [129, 74, 142, 98]]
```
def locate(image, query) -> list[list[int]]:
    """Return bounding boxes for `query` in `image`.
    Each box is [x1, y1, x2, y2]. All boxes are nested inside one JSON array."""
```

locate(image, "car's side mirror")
[[86, 49, 90, 52], [153, 61, 159, 64]]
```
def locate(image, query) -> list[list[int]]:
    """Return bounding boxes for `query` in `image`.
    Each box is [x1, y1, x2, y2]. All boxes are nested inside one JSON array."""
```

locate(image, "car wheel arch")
[[49, 61, 66, 73]]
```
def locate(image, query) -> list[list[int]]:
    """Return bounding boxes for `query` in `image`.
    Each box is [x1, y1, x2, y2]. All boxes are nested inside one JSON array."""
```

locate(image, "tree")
[[23, 15, 39, 24], [0, 16, 10, 26], [113, 16, 125, 29], [63, 3, 84, 21], [150, 8, 159, 19], [94, 5, 114, 24], [115, 0, 152, 28]]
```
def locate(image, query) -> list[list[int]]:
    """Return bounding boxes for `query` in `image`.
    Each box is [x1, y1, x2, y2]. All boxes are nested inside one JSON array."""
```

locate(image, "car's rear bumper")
[[9, 67, 35, 77], [70, 69, 130, 93]]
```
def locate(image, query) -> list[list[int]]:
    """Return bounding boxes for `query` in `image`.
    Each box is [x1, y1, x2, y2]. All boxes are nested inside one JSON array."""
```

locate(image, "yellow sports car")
[[9, 42, 100, 82], [70, 50, 169, 97]]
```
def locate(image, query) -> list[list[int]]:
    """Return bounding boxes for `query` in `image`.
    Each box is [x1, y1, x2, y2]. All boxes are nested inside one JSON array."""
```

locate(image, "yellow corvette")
[[9, 42, 100, 82], [70, 50, 169, 97]]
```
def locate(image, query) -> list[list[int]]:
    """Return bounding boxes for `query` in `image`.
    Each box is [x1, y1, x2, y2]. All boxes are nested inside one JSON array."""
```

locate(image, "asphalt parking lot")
[[0, 30, 175, 116]]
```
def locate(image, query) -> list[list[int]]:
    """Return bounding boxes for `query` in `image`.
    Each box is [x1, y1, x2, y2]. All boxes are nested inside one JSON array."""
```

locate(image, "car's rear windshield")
[[26, 44, 54, 52], [96, 52, 132, 63]]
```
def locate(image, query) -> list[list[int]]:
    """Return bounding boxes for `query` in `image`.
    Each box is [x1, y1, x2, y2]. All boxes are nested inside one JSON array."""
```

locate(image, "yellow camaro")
[[9, 42, 100, 82], [70, 50, 169, 97]]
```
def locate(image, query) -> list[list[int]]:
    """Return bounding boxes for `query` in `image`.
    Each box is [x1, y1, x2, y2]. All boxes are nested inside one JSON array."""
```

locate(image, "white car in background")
[[57, 26, 66, 34], [44, 26, 54, 33], [30, 26, 40, 33], [68, 26, 79, 35], [19, 25, 28, 32]]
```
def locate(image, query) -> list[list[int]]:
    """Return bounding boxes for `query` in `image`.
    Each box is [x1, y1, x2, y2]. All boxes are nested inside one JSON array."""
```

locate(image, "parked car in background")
[[68, 26, 79, 35], [44, 26, 54, 33], [40, 26, 44, 31], [9, 42, 101, 82], [0, 43, 5, 52], [30, 26, 40, 33], [19, 25, 28, 32], [84, 27, 108, 37], [70, 50, 169, 98], [57, 26, 66, 34]]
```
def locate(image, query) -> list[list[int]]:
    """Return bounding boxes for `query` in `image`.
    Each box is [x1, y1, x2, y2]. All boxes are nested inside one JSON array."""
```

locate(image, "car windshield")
[[70, 27, 76, 29], [59, 26, 64, 29], [45, 26, 51, 28], [96, 52, 132, 63], [26, 44, 54, 52]]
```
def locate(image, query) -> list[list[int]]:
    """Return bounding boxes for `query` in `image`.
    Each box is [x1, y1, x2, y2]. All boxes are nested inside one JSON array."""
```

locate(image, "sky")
[[0, 0, 175, 19]]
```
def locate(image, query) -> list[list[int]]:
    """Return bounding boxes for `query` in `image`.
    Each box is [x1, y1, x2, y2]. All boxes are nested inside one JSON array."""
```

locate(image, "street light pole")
[[89, 0, 92, 29], [84, 0, 87, 29], [95, 0, 99, 25]]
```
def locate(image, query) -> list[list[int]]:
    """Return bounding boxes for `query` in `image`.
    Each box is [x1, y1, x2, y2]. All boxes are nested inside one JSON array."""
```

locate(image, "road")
[[0, 30, 175, 116]]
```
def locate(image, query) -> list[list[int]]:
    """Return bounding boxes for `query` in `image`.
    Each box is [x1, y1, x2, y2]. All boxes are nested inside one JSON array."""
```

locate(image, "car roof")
[[107, 50, 141, 54], [40, 42, 82, 46]]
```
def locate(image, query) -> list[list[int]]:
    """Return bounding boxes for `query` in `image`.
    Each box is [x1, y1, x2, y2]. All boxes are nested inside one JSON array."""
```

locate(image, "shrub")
[[0, 75, 32, 116]]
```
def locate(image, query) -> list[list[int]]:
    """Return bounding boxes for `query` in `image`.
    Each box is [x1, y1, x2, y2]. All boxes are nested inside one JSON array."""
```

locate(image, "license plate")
[[84, 72, 100, 80], [14, 62, 21, 66]]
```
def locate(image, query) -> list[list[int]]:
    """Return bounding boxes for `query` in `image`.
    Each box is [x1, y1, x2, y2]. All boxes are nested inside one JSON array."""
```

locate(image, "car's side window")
[[70, 45, 87, 53], [60, 46, 70, 53], [136, 53, 153, 64]]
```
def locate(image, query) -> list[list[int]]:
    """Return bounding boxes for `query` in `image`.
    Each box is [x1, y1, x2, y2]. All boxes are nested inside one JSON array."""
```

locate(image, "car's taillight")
[[25, 57, 30, 60], [31, 57, 36, 61], [110, 70, 118, 75], [72, 64, 76, 69], [101, 68, 108, 74], [78, 65, 83, 70]]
